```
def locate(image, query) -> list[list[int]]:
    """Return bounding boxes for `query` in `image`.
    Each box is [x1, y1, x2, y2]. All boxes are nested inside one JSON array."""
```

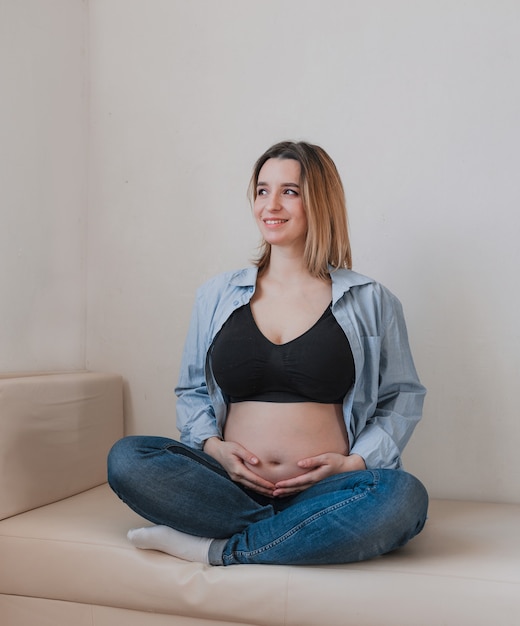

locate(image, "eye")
[[256, 187, 268, 196], [283, 188, 298, 196]]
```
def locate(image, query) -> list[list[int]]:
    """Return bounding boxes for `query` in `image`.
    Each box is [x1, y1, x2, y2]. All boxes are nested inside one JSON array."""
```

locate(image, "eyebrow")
[[256, 181, 300, 188]]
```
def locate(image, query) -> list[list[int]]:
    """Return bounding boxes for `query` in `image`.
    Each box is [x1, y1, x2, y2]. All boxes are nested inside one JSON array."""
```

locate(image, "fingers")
[[220, 444, 276, 495], [273, 455, 336, 496], [272, 470, 321, 497], [296, 455, 324, 470], [241, 465, 277, 495], [206, 440, 277, 495], [274, 474, 316, 493], [297, 452, 348, 473], [236, 448, 260, 467]]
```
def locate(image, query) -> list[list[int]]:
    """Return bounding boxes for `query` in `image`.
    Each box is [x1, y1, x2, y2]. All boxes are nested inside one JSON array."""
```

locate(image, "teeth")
[[265, 219, 287, 225]]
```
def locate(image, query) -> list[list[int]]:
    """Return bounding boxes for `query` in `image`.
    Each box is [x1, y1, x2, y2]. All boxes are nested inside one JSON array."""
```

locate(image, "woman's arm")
[[175, 282, 276, 493], [175, 288, 222, 449], [349, 287, 426, 469]]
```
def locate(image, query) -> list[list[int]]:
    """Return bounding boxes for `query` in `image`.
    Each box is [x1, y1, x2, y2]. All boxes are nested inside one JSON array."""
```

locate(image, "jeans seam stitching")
[[224, 483, 376, 563]]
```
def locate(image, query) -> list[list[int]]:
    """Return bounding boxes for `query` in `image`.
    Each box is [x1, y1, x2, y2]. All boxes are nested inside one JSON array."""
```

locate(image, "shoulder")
[[331, 268, 404, 326], [197, 267, 257, 296], [193, 267, 258, 315], [190, 267, 257, 338], [332, 268, 397, 298], [330, 267, 373, 290], [331, 268, 385, 301]]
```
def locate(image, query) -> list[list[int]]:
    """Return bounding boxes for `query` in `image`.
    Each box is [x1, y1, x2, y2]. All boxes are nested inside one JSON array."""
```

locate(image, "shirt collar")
[[229, 267, 258, 288], [228, 265, 373, 302]]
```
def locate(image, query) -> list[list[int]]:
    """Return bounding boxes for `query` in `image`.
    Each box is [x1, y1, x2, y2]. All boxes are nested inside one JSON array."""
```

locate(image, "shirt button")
[[233, 300, 239, 306]]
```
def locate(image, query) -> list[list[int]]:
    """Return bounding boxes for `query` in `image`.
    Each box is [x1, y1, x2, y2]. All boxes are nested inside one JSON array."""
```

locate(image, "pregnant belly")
[[224, 402, 349, 484]]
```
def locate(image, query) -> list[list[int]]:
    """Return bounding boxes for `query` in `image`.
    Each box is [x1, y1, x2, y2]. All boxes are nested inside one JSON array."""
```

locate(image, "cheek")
[[253, 200, 263, 220], [298, 209, 308, 229]]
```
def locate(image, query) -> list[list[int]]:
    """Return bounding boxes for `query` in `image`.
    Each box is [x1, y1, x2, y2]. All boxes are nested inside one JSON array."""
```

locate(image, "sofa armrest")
[[0, 371, 124, 520]]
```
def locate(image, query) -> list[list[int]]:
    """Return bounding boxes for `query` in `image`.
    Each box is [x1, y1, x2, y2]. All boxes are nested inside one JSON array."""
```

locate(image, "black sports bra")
[[211, 303, 354, 404]]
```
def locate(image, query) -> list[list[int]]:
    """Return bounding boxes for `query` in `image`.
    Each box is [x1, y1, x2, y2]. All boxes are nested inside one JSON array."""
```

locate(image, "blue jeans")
[[107, 436, 428, 566]]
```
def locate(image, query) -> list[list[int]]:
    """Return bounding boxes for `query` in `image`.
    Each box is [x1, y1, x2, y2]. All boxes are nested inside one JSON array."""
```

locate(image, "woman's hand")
[[203, 437, 276, 497], [272, 453, 366, 497]]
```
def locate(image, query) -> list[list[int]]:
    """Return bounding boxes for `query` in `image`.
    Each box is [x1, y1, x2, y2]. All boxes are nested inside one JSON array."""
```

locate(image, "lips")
[[263, 219, 288, 225]]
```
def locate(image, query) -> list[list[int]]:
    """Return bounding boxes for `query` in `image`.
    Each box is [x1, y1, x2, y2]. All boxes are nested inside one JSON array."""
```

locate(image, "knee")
[[394, 471, 429, 534], [107, 436, 142, 492], [407, 472, 428, 511], [107, 435, 179, 494]]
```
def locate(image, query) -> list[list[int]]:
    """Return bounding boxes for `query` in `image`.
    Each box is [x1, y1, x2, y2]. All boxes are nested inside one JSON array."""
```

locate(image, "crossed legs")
[[108, 436, 428, 566]]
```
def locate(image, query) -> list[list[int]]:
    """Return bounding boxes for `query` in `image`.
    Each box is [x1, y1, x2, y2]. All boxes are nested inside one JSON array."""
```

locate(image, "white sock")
[[127, 525, 213, 564]]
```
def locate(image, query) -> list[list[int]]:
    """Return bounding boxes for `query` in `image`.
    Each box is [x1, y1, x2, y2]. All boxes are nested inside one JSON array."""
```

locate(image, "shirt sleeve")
[[349, 288, 426, 469], [174, 288, 222, 449]]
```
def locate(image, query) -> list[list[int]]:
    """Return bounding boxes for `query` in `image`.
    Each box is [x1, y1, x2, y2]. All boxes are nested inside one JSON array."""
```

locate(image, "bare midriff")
[[223, 401, 349, 484]]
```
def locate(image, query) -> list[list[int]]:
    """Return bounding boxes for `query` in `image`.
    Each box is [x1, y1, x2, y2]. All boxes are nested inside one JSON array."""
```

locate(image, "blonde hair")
[[248, 141, 352, 279]]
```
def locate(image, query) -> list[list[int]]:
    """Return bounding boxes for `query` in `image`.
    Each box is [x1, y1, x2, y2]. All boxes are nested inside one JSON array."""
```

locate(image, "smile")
[[264, 219, 288, 225]]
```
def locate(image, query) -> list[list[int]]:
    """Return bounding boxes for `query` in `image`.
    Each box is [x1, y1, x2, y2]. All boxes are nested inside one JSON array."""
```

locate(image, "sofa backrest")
[[0, 371, 124, 520]]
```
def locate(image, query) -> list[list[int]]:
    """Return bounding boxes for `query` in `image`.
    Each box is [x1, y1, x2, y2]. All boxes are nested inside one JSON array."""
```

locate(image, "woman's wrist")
[[202, 436, 223, 455], [346, 453, 366, 471]]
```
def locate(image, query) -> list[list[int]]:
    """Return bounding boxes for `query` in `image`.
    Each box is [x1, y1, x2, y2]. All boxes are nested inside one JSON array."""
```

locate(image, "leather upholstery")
[[1, 373, 519, 625], [0, 371, 123, 520]]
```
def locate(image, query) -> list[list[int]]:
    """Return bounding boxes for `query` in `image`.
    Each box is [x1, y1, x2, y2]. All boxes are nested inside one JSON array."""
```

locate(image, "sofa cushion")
[[0, 484, 519, 625], [0, 372, 123, 520]]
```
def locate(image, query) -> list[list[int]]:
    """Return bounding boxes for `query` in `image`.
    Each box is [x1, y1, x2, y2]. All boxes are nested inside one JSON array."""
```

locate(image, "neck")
[[262, 247, 330, 288], [264, 247, 308, 280]]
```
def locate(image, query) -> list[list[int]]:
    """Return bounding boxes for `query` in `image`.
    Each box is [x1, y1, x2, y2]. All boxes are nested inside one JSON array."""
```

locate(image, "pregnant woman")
[[108, 140, 428, 566]]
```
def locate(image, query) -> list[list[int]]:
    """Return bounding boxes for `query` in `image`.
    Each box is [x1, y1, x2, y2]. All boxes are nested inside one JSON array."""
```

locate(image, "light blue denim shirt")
[[175, 266, 426, 470]]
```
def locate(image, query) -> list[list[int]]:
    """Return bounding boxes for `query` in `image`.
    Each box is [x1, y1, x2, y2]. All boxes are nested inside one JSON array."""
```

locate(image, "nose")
[[265, 193, 281, 212]]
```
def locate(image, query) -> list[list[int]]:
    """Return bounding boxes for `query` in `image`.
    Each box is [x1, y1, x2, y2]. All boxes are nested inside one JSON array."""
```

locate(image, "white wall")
[[3, 1, 518, 503], [0, 0, 88, 371], [86, 0, 520, 503], [87, 0, 520, 504]]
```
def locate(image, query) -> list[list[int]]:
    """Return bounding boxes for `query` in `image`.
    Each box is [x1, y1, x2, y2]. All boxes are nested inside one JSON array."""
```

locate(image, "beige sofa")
[[1, 372, 519, 625]]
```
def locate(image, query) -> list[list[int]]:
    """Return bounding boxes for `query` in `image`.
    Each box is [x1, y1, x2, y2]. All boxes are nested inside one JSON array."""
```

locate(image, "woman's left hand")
[[272, 453, 366, 497]]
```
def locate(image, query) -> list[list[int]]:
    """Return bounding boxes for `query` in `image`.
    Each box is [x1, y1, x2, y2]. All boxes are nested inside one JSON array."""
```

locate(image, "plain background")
[[1, 0, 519, 503]]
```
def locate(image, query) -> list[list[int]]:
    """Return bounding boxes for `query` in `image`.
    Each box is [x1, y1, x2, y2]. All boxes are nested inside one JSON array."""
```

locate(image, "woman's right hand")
[[203, 437, 276, 497]]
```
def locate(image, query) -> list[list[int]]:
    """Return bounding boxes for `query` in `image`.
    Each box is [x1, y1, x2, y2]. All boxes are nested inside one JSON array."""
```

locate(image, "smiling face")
[[253, 158, 307, 252]]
